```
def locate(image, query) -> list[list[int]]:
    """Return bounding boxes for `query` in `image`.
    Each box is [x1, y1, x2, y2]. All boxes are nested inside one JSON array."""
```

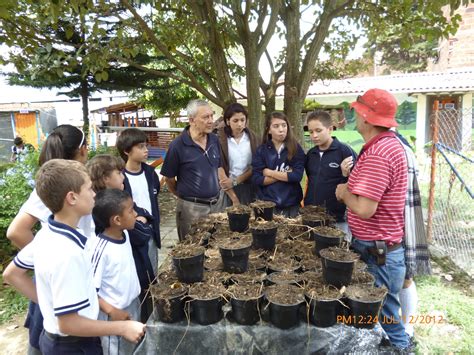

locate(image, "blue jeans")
[[351, 239, 410, 349]]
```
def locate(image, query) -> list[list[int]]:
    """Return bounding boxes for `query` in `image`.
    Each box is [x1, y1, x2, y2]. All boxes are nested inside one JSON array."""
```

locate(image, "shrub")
[[0, 150, 39, 267]]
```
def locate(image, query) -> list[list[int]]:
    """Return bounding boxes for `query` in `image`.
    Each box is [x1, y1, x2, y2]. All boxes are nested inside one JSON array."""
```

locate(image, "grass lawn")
[[414, 274, 474, 354], [0, 275, 28, 324]]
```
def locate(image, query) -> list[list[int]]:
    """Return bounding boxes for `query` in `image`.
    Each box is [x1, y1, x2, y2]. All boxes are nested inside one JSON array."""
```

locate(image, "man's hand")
[[263, 168, 273, 178], [335, 183, 348, 202], [341, 156, 354, 177], [120, 321, 146, 343]]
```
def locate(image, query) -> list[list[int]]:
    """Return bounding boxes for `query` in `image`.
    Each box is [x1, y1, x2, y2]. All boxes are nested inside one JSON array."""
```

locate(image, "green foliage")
[[0, 151, 38, 266], [396, 101, 417, 127], [87, 144, 120, 160], [0, 276, 29, 324]]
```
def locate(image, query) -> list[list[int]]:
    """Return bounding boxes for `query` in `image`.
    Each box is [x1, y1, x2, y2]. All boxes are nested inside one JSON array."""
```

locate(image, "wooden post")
[[426, 100, 439, 243]]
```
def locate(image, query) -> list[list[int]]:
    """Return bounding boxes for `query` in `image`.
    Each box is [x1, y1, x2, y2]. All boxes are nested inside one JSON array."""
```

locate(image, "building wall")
[[427, 4, 474, 71]]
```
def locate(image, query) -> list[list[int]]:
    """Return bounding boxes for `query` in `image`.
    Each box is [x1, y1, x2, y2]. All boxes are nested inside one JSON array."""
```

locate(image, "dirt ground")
[[0, 314, 29, 354]]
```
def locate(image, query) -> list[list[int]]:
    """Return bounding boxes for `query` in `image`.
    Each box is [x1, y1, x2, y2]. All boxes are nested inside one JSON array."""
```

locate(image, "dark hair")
[[39, 124, 86, 166], [115, 128, 147, 162], [223, 103, 248, 137], [262, 112, 298, 161], [86, 154, 125, 192], [36, 159, 89, 213], [93, 189, 132, 229], [13, 137, 24, 146], [306, 110, 333, 128]]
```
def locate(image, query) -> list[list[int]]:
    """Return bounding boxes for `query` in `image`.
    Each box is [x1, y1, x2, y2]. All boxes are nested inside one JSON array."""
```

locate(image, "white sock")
[[400, 281, 418, 337]]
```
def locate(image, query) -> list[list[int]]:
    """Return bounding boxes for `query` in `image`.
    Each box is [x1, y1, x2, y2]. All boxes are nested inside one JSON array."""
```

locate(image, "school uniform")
[[123, 163, 161, 274], [304, 137, 357, 222], [14, 216, 101, 355], [17, 189, 95, 352], [251, 141, 305, 217], [87, 231, 141, 355]]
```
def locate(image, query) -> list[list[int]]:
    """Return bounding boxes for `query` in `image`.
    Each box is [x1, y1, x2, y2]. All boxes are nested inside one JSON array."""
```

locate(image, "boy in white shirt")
[[3, 159, 145, 355], [88, 188, 141, 354]]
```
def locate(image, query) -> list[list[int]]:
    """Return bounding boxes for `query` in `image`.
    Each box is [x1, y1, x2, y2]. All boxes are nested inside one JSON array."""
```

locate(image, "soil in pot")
[[313, 226, 345, 255], [302, 212, 327, 229], [247, 253, 268, 271], [188, 282, 227, 325], [171, 245, 205, 283], [300, 205, 327, 215], [204, 271, 233, 287], [204, 248, 223, 271], [300, 255, 323, 273], [301, 271, 325, 287], [157, 270, 179, 285], [351, 270, 376, 287], [226, 205, 252, 232], [250, 220, 279, 250], [320, 247, 359, 288], [267, 258, 301, 274], [345, 285, 388, 329], [151, 282, 187, 323], [304, 284, 342, 327], [218, 234, 252, 274], [250, 200, 276, 221], [265, 284, 305, 329], [182, 231, 211, 247], [265, 272, 303, 286], [230, 270, 266, 285], [228, 282, 264, 325]]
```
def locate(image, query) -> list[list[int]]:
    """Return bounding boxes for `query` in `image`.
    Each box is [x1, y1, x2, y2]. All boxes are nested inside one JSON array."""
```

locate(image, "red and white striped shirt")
[[348, 132, 407, 244]]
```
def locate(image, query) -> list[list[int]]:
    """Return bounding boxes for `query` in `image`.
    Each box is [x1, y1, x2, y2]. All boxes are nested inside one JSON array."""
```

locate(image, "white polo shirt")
[[14, 216, 99, 336], [86, 230, 140, 310], [19, 189, 95, 238], [227, 132, 252, 179]]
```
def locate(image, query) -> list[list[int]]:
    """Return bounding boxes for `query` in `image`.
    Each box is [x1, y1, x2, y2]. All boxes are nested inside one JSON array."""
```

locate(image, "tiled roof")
[[275, 67, 474, 96]]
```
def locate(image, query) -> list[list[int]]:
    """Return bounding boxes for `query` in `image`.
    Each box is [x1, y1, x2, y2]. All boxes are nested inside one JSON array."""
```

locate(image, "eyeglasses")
[[78, 130, 85, 149]]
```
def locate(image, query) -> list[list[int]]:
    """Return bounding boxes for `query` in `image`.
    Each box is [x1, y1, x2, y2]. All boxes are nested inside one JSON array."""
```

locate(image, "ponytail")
[[39, 125, 85, 166]]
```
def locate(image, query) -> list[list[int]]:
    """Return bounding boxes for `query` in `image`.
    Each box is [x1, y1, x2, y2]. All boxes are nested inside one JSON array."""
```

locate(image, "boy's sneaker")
[[379, 337, 416, 354]]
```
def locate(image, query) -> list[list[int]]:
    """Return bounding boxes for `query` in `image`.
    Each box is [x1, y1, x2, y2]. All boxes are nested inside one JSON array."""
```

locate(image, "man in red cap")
[[336, 88, 411, 351]]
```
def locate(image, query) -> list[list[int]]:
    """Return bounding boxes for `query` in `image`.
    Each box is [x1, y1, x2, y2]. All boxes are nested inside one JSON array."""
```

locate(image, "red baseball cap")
[[350, 89, 399, 128]]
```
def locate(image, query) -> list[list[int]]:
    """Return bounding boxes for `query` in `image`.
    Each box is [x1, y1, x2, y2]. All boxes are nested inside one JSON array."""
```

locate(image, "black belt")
[[181, 194, 219, 205], [44, 330, 86, 343], [367, 241, 402, 255]]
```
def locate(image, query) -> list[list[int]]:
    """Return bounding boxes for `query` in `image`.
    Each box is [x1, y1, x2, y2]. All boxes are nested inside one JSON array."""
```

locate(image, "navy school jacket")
[[251, 141, 305, 208], [304, 137, 357, 222]]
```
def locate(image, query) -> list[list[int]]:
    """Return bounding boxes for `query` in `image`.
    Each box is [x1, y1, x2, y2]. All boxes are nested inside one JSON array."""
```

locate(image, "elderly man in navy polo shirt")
[[161, 99, 226, 240]]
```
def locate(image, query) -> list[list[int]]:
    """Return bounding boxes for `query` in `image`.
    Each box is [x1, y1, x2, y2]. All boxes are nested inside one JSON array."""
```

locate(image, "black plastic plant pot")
[[253, 206, 274, 221], [251, 227, 277, 250], [230, 295, 263, 325], [219, 245, 251, 274], [155, 290, 187, 323], [268, 301, 302, 329], [190, 297, 224, 325], [302, 218, 325, 240], [227, 212, 251, 232], [314, 234, 343, 256], [304, 294, 341, 328], [321, 256, 355, 288], [265, 272, 303, 287], [347, 298, 383, 329], [172, 252, 205, 284]]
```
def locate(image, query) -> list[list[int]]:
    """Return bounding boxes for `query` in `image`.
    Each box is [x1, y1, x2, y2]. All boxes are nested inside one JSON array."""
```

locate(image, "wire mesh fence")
[[419, 107, 474, 276]]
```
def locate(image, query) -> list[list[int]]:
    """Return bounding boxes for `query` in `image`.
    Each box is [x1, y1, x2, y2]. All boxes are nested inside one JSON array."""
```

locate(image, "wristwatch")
[[232, 178, 238, 187]]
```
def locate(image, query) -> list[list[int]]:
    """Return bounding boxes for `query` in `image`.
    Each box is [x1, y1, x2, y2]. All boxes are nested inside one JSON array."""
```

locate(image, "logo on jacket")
[[276, 162, 291, 172], [329, 162, 340, 168]]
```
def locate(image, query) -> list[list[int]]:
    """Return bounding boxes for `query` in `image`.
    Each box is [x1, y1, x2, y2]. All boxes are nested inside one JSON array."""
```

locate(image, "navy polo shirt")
[[304, 137, 357, 222], [161, 127, 221, 199]]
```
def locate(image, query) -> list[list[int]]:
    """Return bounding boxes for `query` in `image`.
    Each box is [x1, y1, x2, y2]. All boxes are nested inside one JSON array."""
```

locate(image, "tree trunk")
[[244, 42, 263, 138], [282, 0, 304, 142], [80, 79, 89, 137]]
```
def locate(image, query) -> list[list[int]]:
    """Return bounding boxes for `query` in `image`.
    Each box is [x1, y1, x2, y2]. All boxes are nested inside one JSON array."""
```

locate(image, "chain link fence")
[[419, 107, 474, 276]]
